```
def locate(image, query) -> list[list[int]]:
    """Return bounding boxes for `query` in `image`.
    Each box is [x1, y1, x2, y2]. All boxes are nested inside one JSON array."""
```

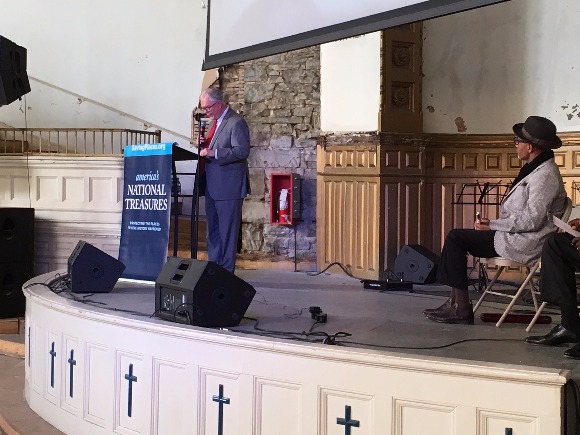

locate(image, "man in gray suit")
[[199, 88, 251, 272], [424, 116, 567, 325]]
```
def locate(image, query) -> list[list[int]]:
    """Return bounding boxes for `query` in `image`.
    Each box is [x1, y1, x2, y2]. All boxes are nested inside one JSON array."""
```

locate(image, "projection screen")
[[202, 0, 508, 70]]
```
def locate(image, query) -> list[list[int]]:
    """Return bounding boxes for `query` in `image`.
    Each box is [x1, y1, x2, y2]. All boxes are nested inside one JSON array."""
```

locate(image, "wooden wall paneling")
[[422, 181, 438, 254], [380, 138, 426, 276], [440, 182, 457, 250], [404, 181, 421, 246], [382, 178, 423, 275], [316, 134, 580, 280], [317, 137, 427, 279], [383, 181, 400, 277], [317, 142, 383, 279], [317, 176, 381, 279]]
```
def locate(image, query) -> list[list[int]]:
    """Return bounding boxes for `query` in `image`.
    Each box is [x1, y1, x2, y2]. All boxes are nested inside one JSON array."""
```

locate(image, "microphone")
[[198, 122, 207, 149]]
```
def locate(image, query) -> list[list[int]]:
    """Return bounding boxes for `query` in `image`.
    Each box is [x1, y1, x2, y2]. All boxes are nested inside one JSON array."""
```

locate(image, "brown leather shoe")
[[425, 302, 474, 325], [423, 298, 453, 317]]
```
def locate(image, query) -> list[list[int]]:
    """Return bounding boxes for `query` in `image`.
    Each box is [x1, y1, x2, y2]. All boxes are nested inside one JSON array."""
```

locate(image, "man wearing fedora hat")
[[424, 116, 567, 325]]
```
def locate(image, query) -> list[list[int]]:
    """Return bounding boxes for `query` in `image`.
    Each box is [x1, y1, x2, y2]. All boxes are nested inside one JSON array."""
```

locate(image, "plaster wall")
[[0, 0, 207, 146], [319, 0, 580, 135], [423, 0, 580, 134], [320, 33, 381, 132]]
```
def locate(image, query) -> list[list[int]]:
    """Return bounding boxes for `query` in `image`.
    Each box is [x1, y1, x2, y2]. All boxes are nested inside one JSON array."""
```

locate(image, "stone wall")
[[220, 47, 320, 263]]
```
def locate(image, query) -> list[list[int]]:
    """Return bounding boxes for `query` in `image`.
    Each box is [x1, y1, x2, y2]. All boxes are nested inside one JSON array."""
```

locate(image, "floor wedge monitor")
[[68, 240, 126, 294], [394, 244, 440, 284], [155, 257, 256, 327]]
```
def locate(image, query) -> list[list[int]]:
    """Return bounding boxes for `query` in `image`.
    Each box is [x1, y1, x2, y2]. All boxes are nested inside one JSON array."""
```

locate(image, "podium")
[[171, 144, 201, 258]]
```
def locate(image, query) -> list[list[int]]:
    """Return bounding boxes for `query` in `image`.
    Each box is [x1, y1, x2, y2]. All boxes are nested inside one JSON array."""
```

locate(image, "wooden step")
[[168, 215, 207, 253], [0, 318, 22, 335]]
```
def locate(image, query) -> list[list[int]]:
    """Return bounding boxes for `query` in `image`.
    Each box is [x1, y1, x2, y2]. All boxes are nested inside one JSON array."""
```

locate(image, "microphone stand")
[[190, 114, 206, 259]]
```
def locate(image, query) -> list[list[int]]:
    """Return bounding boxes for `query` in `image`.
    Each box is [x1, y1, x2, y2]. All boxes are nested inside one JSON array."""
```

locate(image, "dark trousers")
[[437, 229, 498, 291], [539, 232, 580, 333], [205, 194, 244, 273]]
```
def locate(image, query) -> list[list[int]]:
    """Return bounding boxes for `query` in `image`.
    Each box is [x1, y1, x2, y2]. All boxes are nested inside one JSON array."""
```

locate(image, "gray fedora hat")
[[512, 116, 562, 149]]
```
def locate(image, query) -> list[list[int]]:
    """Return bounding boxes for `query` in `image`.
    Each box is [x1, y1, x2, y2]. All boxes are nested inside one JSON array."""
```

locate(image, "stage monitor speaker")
[[0, 261, 33, 318], [0, 207, 34, 264], [68, 240, 126, 294], [155, 257, 256, 327], [393, 244, 440, 284], [0, 36, 31, 106]]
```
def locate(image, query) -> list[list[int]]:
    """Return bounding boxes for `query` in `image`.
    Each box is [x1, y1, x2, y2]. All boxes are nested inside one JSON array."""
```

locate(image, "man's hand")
[[569, 218, 580, 231], [200, 148, 215, 158], [474, 217, 490, 231], [572, 236, 580, 251]]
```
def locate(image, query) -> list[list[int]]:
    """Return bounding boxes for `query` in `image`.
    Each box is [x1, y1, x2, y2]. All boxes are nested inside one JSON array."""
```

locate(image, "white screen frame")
[[203, 0, 508, 69]]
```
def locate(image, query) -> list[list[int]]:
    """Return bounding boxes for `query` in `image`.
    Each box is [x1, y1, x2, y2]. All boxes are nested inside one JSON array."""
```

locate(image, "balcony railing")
[[0, 128, 162, 155]]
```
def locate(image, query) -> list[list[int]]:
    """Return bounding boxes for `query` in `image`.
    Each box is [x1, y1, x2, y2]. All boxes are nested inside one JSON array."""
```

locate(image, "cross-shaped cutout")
[[212, 384, 230, 435], [68, 350, 76, 398], [124, 364, 138, 417], [49, 342, 57, 388], [337, 405, 360, 435]]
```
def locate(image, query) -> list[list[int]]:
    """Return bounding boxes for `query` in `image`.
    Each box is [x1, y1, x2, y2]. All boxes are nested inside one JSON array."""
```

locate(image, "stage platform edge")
[[23, 271, 570, 435]]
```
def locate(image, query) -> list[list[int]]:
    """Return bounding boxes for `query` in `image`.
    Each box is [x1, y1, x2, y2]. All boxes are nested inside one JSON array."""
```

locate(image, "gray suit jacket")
[[205, 109, 251, 200], [490, 159, 566, 265]]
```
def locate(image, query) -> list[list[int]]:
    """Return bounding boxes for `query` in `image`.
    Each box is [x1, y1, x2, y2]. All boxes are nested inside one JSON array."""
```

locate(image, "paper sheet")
[[552, 215, 580, 237]]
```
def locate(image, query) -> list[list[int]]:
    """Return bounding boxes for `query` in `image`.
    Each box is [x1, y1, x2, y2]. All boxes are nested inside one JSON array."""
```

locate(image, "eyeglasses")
[[513, 137, 529, 145], [200, 101, 217, 112]]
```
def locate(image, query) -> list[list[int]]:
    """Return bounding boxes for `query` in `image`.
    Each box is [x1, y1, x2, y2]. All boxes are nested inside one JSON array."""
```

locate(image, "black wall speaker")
[[0, 36, 31, 106], [155, 257, 256, 327], [0, 208, 34, 318], [68, 241, 126, 294], [0, 208, 34, 264], [394, 244, 440, 284], [0, 261, 33, 318]]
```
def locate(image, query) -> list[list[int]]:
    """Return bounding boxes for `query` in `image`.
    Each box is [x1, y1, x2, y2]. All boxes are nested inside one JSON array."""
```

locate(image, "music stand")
[[452, 180, 510, 207], [452, 180, 511, 291]]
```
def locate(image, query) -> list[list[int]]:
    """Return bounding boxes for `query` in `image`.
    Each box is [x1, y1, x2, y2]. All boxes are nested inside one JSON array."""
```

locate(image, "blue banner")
[[119, 142, 173, 281]]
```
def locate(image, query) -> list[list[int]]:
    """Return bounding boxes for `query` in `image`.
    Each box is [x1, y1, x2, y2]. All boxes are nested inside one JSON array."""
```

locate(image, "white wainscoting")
[[24, 275, 568, 435], [0, 156, 123, 272]]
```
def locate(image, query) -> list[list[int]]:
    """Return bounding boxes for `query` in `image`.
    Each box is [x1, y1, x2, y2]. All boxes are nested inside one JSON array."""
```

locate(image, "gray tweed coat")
[[490, 158, 566, 265]]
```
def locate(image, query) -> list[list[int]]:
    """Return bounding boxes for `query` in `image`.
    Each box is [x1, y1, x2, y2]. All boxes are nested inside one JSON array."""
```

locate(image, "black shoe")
[[425, 302, 474, 325], [423, 298, 453, 318], [564, 343, 580, 359], [525, 324, 580, 346]]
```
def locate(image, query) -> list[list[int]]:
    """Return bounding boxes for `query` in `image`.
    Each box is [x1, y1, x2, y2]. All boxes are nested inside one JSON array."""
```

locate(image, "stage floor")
[[60, 268, 580, 378]]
